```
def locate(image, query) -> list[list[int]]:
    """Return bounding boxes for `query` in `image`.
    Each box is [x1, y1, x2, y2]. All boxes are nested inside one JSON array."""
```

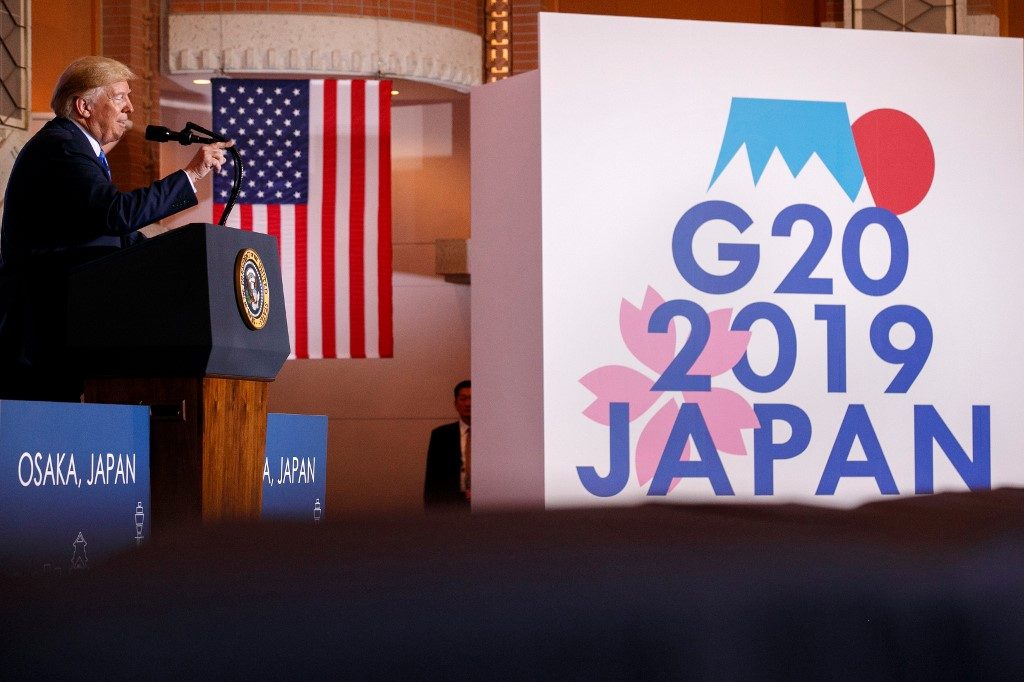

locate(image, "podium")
[[68, 224, 290, 529]]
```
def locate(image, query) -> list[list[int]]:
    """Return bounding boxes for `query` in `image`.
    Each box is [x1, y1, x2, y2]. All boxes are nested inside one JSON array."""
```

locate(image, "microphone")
[[145, 120, 243, 226], [144, 124, 221, 146]]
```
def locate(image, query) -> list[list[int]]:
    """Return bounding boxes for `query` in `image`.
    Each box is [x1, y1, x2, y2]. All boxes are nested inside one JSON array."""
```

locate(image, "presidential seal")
[[235, 248, 270, 330]]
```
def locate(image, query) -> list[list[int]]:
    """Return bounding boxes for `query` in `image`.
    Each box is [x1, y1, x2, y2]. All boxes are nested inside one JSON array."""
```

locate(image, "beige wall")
[[392, 98, 472, 273]]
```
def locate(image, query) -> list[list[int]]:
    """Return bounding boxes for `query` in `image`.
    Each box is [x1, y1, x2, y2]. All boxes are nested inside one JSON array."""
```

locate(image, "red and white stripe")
[[217, 79, 393, 359]]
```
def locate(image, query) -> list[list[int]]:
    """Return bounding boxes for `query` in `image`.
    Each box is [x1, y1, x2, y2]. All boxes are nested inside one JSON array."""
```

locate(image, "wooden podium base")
[[85, 377, 267, 530]]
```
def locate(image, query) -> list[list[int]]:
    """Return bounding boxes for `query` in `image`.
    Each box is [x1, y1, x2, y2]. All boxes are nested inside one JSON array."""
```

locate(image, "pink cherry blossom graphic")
[[579, 287, 759, 493]]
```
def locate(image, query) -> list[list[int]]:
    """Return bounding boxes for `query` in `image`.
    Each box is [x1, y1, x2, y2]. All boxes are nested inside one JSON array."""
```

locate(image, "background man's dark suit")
[[0, 116, 197, 400], [423, 421, 467, 508]]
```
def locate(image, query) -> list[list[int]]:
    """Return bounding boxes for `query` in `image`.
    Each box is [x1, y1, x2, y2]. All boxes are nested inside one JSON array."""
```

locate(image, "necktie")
[[464, 427, 472, 500], [98, 150, 111, 179]]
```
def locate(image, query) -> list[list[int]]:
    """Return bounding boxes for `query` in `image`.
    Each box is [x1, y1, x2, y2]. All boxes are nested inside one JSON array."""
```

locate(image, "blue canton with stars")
[[212, 78, 310, 204]]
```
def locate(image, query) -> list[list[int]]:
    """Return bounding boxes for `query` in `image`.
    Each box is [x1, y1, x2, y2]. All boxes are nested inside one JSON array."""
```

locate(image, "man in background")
[[0, 55, 231, 401], [424, 380, 472, 509]]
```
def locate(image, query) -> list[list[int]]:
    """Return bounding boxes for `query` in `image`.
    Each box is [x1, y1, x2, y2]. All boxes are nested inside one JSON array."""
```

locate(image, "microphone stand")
[[177, 121, 244, 227]]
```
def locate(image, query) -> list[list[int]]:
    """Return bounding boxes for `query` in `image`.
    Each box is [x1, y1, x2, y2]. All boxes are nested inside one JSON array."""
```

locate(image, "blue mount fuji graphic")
[[709, 98, 865, 201]]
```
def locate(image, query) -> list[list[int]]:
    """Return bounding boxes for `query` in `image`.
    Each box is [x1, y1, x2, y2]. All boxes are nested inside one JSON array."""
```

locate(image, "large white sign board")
[[532, 15, 1024, 507]]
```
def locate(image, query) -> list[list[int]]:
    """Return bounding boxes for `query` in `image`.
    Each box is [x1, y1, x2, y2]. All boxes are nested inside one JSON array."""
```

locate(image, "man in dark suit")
[[0, 56, 231, 401], [424, 380, 472, 509]]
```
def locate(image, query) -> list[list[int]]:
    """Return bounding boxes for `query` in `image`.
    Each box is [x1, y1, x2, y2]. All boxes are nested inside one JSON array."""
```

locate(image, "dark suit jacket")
[[0, 117, 198, 400], [424, 421, 468, 509], [0, 116, 196, 267]]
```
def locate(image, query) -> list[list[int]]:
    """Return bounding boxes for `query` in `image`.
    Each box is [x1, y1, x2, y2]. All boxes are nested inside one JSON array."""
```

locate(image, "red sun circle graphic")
[[851, 108, 935, 215]]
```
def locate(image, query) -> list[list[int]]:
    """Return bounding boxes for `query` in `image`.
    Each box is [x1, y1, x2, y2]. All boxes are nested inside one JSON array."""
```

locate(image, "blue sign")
[[0, 400, 150, 576], [262, 413, 327, 522]]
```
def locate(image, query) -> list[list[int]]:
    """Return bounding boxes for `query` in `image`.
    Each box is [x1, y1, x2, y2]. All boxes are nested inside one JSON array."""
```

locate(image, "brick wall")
[[103, 0, 162, 188], [509, 0, 545, 74]]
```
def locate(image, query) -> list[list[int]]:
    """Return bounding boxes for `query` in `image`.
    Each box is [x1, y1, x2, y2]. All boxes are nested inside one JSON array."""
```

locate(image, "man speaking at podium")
[[0, 56, 231, 402]]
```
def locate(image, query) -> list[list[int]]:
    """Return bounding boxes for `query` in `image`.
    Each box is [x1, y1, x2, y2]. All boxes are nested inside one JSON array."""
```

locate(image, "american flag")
[[212, 78, 393, 359]]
